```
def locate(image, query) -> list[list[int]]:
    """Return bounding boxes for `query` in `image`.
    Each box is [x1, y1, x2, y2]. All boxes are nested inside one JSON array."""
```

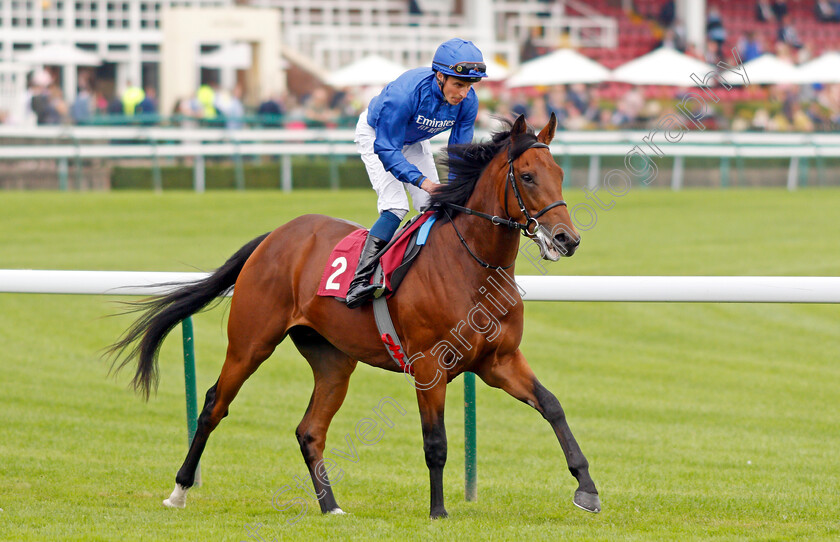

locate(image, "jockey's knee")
[[385, 208, 408, 221], [370, 209, 406, 241]]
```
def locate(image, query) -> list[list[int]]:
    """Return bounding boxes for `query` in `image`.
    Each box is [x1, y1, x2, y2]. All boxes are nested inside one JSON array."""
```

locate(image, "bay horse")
[[109, 113, 600, 519]]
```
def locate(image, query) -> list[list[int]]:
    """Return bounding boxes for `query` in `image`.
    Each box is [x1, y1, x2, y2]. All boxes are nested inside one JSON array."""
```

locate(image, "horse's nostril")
[[554, 233, 570, 245]]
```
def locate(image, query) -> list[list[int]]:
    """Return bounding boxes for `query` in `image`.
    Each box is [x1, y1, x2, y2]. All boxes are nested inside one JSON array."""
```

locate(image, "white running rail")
[[2, 270, 839, 303]]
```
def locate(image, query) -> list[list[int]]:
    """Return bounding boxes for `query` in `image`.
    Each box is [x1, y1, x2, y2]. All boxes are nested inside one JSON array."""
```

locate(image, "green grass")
[[1, 188, 839, 541]]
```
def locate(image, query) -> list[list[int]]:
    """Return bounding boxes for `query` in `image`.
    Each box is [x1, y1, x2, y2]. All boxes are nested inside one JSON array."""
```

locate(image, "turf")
[[1, 188, 839, 541]]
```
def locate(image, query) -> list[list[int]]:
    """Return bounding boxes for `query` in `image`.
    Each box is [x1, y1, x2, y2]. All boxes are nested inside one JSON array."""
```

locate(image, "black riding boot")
[[345, 233, 389, 308]]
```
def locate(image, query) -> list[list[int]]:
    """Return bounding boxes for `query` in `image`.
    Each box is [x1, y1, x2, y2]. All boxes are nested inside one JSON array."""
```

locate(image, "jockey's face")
[[437, 73, 474, 106]]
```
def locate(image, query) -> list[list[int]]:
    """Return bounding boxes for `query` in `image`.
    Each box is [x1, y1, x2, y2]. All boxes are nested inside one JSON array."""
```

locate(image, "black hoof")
[[573, 490, 601, 513], [430, 508, 449, 519]]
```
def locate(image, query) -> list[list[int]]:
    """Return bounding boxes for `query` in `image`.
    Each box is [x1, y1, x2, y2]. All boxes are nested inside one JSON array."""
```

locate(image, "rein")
[[439, 139, 567, 269]]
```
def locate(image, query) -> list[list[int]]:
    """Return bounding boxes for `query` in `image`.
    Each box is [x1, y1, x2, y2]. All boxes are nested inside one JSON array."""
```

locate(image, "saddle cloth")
[[317, 211, 437, 299]]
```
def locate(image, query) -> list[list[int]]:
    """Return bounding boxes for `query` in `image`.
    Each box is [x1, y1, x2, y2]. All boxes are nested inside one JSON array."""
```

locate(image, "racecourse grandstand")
[[1, 0, 840, 132]]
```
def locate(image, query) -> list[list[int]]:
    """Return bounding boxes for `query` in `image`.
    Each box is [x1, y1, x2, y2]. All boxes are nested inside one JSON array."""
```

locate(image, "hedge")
[[111, 156, 373, 190]]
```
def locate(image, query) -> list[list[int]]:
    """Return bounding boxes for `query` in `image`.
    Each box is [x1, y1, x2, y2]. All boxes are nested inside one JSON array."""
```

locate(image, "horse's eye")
[[521, 173, 534, 184]]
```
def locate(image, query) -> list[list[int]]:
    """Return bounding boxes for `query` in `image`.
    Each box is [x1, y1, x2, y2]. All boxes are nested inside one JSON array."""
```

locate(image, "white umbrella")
[[507, 49, 610, 87], [611, 47, 716, 86], [731, 53, 799, 85], [328, 55, 409, 87], [483, 59, 510, 80], [15, 42, 101, 66], [796, 51, 840, 84]]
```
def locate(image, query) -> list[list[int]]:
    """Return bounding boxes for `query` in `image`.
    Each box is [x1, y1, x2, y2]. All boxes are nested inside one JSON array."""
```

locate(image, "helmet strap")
[[436, 72, 446, 91]]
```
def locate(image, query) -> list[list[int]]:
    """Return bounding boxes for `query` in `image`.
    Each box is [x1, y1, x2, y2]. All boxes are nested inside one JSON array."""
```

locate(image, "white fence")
[[3, 127, 840, 191], [2, 270, 840, 303]]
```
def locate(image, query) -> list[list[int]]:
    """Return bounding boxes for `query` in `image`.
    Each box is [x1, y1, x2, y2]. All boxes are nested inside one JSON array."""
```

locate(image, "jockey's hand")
[[420, 178, 439, 194]]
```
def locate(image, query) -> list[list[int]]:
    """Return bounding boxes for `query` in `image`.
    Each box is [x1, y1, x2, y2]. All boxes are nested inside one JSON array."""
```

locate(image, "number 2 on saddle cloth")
[[316, 210, 438, 301]]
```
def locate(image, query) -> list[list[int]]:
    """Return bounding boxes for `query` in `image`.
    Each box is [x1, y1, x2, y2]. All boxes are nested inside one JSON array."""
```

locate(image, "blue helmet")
[[432, 38, 488, 83]]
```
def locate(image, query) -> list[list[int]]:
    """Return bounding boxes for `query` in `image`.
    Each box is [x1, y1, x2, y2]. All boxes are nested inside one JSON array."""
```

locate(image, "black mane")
[[430, 119, 539, 209]]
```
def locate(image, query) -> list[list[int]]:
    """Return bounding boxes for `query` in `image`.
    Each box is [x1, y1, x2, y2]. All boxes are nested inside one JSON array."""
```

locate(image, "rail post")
[[464, 371, 477, 501], [182, 316, 201, 486]]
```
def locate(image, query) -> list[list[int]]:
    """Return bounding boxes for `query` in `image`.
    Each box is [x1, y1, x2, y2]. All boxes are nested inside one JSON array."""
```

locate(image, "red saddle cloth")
[[317, 211, 435, 299]]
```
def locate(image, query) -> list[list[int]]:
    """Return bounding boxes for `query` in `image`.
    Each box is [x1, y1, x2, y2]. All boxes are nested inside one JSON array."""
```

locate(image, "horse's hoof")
[[430, 508, 449, 519], [573, 490, 601, 513], [328, 508, 346, 515], [162, 484, 188, 509]]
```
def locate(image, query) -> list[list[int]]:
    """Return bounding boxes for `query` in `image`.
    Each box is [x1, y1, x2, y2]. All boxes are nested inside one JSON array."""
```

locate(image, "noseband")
[[440, 138, 568, 269]]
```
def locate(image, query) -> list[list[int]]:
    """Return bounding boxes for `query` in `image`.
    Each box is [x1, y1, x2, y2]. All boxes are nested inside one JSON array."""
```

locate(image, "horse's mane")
[[430, 118, 539, 209]]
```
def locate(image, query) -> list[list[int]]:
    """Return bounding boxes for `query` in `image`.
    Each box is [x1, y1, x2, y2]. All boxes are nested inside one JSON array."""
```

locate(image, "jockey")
[[345, 38, 488, 308]]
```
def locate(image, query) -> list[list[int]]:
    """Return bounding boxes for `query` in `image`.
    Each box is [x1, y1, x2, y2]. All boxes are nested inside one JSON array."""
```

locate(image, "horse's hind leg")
[[475, 349, 600, 513], [163, 291, 288, 508], [288, 326, 357, 514]]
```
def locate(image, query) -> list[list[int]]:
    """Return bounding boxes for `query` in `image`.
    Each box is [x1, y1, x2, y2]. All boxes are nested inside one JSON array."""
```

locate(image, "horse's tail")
[[108, 232, 270, 400]]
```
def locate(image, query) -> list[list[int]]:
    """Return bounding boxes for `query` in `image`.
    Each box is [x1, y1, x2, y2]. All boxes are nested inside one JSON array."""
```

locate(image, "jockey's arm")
[[372, 94, 426, 188], [445, 93, 480, 182]]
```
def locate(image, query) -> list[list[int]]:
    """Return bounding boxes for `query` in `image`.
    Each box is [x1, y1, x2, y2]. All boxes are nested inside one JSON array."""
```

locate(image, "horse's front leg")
[[413, 372, 448, 519], [475, 349, 600, 513]]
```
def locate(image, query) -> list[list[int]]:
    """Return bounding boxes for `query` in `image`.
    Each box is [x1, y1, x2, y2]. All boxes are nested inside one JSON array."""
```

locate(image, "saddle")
[[317, 210, 437, 301]]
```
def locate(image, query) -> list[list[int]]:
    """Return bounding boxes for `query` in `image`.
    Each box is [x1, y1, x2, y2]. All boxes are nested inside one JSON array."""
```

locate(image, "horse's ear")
[[538, 112, 557, 144], [511, 114, 527, 137]]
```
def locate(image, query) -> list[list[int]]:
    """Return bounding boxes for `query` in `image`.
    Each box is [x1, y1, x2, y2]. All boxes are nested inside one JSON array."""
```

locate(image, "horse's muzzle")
[[553, 232, 580, 257]]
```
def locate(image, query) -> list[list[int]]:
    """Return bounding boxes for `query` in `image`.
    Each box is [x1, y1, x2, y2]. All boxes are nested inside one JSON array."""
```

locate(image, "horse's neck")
[[446, 166, 521, 275]]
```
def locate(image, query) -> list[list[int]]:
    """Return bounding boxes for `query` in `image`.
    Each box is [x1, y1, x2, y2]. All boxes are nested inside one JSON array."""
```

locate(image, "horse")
[[109, 113, 600, 519]]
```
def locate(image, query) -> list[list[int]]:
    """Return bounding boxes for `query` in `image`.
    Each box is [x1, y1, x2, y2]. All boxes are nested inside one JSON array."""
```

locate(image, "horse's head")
[[503, 114, 580, 260]]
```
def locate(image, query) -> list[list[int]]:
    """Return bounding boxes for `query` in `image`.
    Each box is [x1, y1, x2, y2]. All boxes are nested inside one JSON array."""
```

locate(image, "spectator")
[[196, 81, 218, 120], [756, 0, 774, 22], [772, 0, 789, 21], [706, 7, 727, 58], [29, 70, 53, 125], [172, 96, 202, 128], [93, 91, 108, 115], [738, 31, 764, 62], [520, 26, 542, 63], [257, 93, 284, 116], [544, 86, 569, 127], [658, 0, 675, 28], [106, 95, 124, 115], [704, 40, 721, 64], [778, 14, 803, 49], [257, 92, 285, 126], [215, 84, 245, 130], [658, 27, 684, 51], [567, 83, 591, 116], [70, 85, 93, 124], [671, 19, 688, 52], [564, 103, 591, 130], [302, 86, 339, 127], [815, 0, 840, 22], [136, 86, 157, 115], [44, 84, 67, 125], [797, 41, 814, 64], [806, 102, 829, 130], [121, 80, 145, 116]]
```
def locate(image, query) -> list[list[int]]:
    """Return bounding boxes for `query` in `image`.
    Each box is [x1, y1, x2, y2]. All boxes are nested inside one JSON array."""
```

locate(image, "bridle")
[[440, 138, 568, 269]]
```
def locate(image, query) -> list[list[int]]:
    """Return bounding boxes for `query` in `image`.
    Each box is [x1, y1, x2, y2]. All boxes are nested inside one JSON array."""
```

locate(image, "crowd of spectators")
[[12, 0, 840, 134]]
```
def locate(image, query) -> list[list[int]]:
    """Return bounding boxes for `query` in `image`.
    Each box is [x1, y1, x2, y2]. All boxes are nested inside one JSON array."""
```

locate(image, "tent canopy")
[[731, 53, 799, 85], [611, 47, 716, 86], [14, 42, 102, 66], [796, 52, 840, 84], [328, 55, 410, 87], [507, 49, 610, 87], [483, 59, 510, 80]]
